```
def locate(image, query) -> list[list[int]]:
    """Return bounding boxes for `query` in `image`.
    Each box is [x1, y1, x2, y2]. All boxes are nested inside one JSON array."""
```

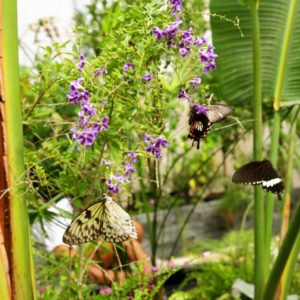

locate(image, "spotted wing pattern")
[[232, 160, 284, 199], [188, 104, 234, 149], [63, 194, 137, 245]]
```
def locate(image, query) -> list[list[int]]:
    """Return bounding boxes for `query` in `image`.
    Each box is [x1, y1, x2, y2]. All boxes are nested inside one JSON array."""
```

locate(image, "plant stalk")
[[264, 0, 298, 277], [250, 1, 265, 298], [262, 201, 300, 300]]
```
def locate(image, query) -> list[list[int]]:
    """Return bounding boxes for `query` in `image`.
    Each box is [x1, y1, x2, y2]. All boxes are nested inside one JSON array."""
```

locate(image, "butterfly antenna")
[[113, 243, 123, 273]]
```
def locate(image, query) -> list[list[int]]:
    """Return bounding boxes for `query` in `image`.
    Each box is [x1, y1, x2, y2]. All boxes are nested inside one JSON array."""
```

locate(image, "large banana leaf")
[[210, 0, 300, 107]]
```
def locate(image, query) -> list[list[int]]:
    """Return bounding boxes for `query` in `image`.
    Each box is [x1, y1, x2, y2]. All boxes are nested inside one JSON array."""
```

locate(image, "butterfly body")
[[63, 194, 137, 245], [232, 160, 284, 199], [188, 104, 234, 149]]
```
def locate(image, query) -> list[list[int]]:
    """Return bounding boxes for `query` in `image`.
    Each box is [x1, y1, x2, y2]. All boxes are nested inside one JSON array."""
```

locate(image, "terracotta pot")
[[132, 220, 144, 243], [87, 265, 115, 285], [122, 239, 146, 262], [97, 241, 115, 268], [117, 270, 126, 285], [53, 245, 76, 257]]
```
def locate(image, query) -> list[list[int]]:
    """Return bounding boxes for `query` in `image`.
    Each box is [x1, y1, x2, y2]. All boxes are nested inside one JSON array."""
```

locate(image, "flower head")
[[144, 134, 168, 160], [81, 102, 96, 116], [123, 63, 135, 72], [142, 74, 153, 82], [190, 76, 201, 90], [77, 54, 86, 71], [128, 151, 138, 163], [94, 66, 108, 77], [194, 103, 208, 114], [194, 36, 206, 47], [169, 0, 183, 15], [124, 163, 136, 177], [178, 89, 191, 100]]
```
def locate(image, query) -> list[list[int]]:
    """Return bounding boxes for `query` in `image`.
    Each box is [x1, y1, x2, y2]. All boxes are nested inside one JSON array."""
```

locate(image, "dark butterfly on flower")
[[63, 193, 137, 245], [187, 103, 234, 149], [232, 160, 284, 200]]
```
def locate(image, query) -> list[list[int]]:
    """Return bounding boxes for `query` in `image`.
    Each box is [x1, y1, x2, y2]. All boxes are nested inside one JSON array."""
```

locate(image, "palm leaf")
[[210, 0, 300, 107]]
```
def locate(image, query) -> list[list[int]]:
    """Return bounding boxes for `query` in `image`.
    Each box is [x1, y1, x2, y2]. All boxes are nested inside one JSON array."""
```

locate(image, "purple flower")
[[106, 179, 119, 194], [77, 111, 88, 128], [81, 102, 96, 116], [67, 78, 90, 105], [178, 89, 191, 100], [170, 0, 183, 15], [180, 28, 193, 45], [123, 63, 135, 72], [77, 54, 86, 71], [102, 159, 111, 167], [144, 135, 168, 159], [194, 103, 208, 114], [114, 173, 125, 182], [179, 46, 190, 57], [124, 163, 135, 177], [152, 27, 165, 41], [151, 266, 158, 272], [142, 74, 153, 82], [128, 151, 138, 163], [100, 117, 109, 130], [190, 76, 201, 90], [168, 260, 175, 268], [106, 287, 112, 294], [155, 137, 168, 148], [94, 66, 107, 77], [183, 261, 190, 268], [194, 36, 206, 47], [71, 127, 96, 146], [100, 288, 106, 295]]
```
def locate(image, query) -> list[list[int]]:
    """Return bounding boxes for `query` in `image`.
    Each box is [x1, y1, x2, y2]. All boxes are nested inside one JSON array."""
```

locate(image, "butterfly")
[[63, 193, 137, 245], [187, 103, 234, 149], [232, 160, 284, 199]]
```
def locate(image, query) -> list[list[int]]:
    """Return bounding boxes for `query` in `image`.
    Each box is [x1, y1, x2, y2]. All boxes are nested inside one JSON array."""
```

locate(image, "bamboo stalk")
[[2, 0, 35, 298], [249, 1, 265, 298], [262, 201, 300, 300]]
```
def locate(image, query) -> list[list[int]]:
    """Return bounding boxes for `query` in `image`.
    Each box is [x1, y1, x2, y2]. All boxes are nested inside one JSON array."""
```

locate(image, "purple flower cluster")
[[170, 0, 183, 15], [77, 54, 86, 71], [67, 73, 109, 146], [104, 151, 138, 194], [67, 78, 89, 105], [152, 0, 217, 73], [143, 134, 168, 159], [194, 103, 208, 115], [178, 89, 191, 100], [199, 45, 218, 73]]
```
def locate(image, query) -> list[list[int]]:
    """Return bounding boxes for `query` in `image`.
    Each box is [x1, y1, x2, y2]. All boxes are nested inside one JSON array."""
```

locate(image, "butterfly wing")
[[232, 160, 284, 199], [100, 200, 137, 243], [63, 194, 137, 245], [206, 104, 234, 123], [188, 107, 211, 149], [63, 201, 105, 245]]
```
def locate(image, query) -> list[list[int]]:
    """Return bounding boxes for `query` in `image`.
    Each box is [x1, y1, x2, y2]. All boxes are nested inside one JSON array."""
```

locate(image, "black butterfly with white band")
[[232, 160, 284, 199]]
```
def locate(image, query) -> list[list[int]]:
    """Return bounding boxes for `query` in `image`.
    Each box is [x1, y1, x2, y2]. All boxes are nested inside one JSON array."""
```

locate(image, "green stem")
[[264, 0, 298, 277], [280, 231, 300, 300], [262, 201, 300, 300], [2, 0, 36, 298], [250, 1, 264, 298]]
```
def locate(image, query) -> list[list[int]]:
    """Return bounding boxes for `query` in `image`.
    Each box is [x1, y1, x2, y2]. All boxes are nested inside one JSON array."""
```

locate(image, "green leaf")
[[210, 0, 300, 106]]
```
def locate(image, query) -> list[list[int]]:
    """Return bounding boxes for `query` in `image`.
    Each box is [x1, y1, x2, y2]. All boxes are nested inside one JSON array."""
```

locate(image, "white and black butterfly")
[[63, 193, 137, 245], [232, 160, 284, 199], [188, 103, 234, 149]]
